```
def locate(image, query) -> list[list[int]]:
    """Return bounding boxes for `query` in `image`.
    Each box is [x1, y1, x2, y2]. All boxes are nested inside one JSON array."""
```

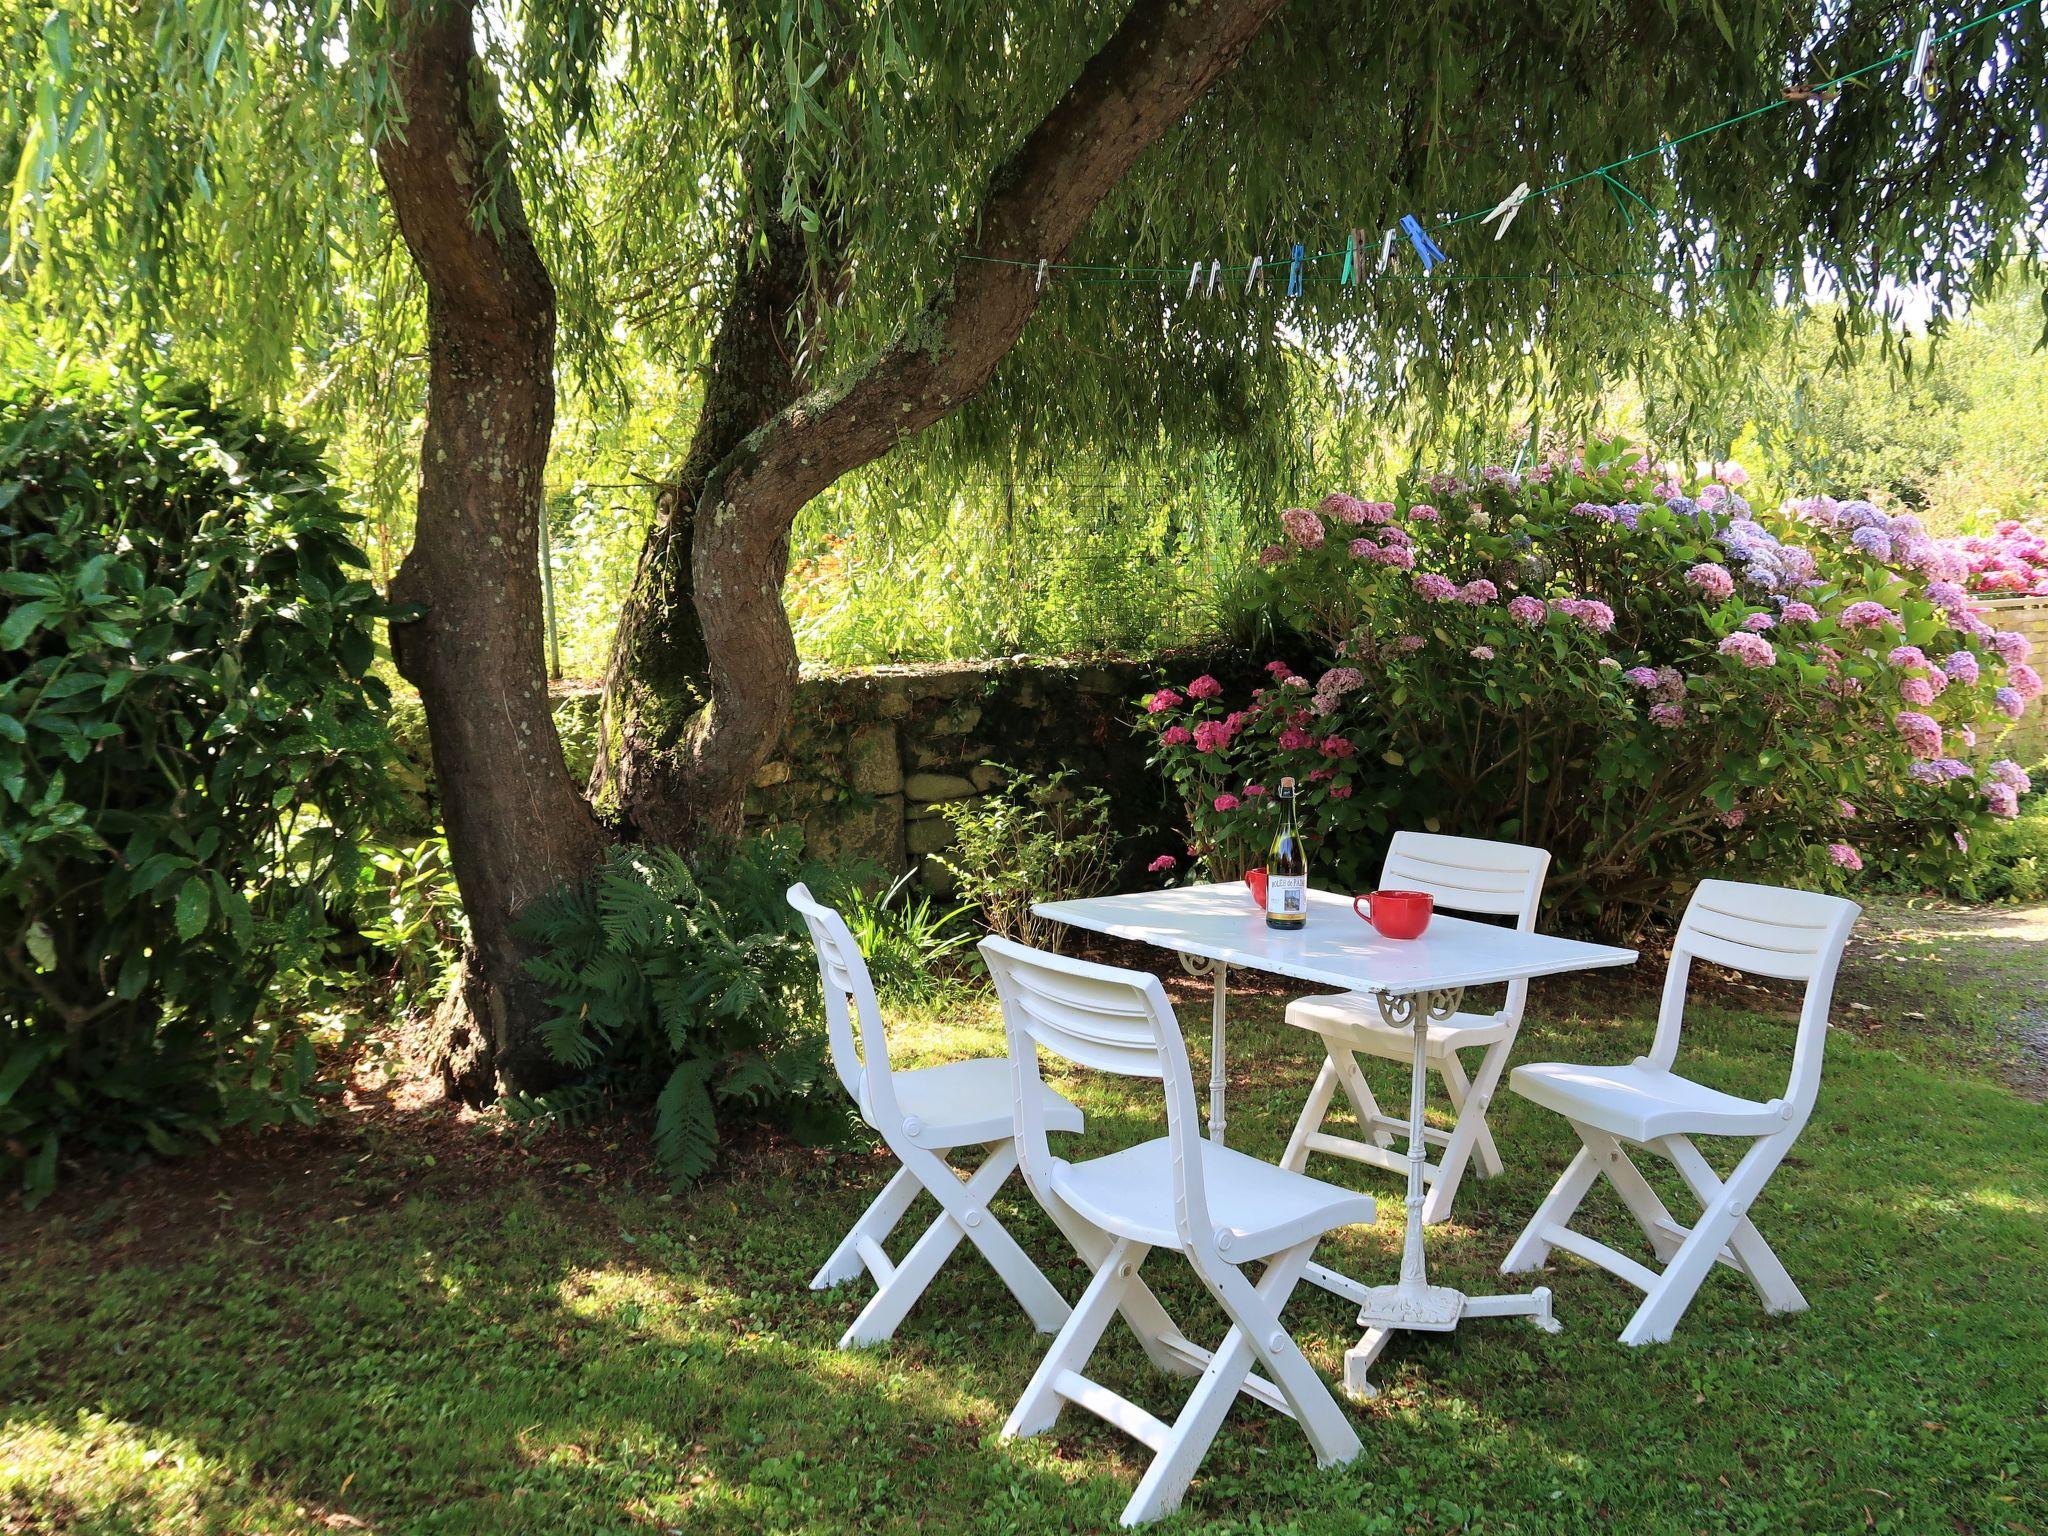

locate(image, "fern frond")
[[653, 1058, 717, 1185]]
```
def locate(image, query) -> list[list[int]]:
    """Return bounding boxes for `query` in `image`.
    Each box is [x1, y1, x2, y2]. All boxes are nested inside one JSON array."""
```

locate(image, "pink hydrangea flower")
[[1277, 726, 1312, 750], [1717, 632, 1775, 669], [1457, 579, 1499, 604], [1147, 854, 1178, 873], [1212, 793, 1241, 812], [1507, 595, 1546, 625], [1894, 710, 1943, 759], [1989, 759, 2033, 793], [1887, 645, 1929, 669], [2010, 663, 2044, 700], [1192, 720, 1235, 753], [1263, 659, 1292, 675], [1991, 630, 2034, 666], [1390, 634, 1426, 654], [1840, 601, 1902, 631], [1649, 702, 1685, 728], [1622, 666, 1659, 689], [1329, 784, 1354, 800], [1407, 503, 1441, 521], [1837, 799, 1858, 818], [1280, 507, 1325, 549], [1160, 725, 1192, 746], [1413, 572, 1459, 602], [1470, 644, 1495, 660], [1360, 501, 1395, 524], [1147, 689, 1182, 713], [1319, 492, 1369, 526], [1780, 601, 1821, 623], [1685, 563, 1735, 601], [1258, 543, 1287, 567], [1319, 736, 1357, 759], [1185, 674, 1222, 700], [1899, 676, 1935, 706], [1741, 612, 1775, 631], [1317, 666, 1365, 697], [1244, 783, 1267, 798], [1348, 536, 1376, 558], [1994, 687, 2025, 720], [1719, 808, 1746, 828], [1553, 597, 1616, 633], [1984, 783, 2019, 819], [1827, 843, 1863, 872], [1942, 651, 1980, 685]]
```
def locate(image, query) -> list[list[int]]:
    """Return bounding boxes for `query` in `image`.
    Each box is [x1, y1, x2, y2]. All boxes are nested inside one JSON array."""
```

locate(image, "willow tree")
[[8, 0, 2044, 1092]]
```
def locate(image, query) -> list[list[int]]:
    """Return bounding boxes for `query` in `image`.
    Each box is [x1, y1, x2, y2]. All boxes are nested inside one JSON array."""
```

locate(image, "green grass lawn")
[[4, 919, 2046, 1535]]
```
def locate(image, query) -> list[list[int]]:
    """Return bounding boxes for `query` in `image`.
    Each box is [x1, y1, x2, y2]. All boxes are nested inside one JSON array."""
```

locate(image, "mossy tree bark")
[[604, 0, 1288, 846], [375, 0, 610, 1099]]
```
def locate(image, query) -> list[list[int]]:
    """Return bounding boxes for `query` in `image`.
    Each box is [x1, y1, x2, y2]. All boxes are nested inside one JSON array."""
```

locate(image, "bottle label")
[[1266, 874, 1307, 918]]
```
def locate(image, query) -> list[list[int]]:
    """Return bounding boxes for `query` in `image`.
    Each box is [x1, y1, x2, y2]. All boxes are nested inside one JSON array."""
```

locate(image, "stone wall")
[[1983, 596, 2048, 763], [741, 651, 1252, 887]]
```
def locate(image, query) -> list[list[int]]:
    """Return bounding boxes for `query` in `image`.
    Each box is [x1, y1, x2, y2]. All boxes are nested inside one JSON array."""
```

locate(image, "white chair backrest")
[[982, 936, 1218, 1260], [1653, 879, 1861, 1119], [787, 883, 898, 1124], [1380, 831, 1551, 1019]]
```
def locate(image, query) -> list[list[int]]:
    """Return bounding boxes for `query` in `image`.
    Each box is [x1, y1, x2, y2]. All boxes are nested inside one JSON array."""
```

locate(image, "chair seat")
[[862, 1057, 1083, 1149], [1510, 1060, 1787, 1143], [1287, 991, 1510, 1055], [1050, 1137, 1374, 1263]]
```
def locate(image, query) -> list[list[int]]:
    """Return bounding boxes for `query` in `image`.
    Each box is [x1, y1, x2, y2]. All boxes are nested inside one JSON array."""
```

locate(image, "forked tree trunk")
[[376, 0, 609, 1099], [632, 0, 1289, 838]]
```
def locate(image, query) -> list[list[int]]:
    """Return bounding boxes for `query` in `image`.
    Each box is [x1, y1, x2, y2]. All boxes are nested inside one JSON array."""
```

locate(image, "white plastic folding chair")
[[984, 935, 1370, 1527], [789, 884, 1080, 1349], [1280, 832, 1552, 1224], [1501, 879, 1859, 1345]]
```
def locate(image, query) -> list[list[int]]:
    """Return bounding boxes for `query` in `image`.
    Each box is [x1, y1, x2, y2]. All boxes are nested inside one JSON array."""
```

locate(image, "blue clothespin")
[[1907, 14, 1937, 102], [1400, 215, 1448, 273], [1287, 243, 1305, 297]]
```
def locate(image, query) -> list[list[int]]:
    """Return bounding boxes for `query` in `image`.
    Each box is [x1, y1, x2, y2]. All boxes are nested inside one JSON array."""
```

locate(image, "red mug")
[[1354, 889, 1433, 940], [1244, 867, 1269, 909]]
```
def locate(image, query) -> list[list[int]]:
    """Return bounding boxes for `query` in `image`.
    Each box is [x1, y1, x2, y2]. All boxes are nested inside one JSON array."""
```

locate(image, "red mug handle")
[[1353, 892, 1373, 923]]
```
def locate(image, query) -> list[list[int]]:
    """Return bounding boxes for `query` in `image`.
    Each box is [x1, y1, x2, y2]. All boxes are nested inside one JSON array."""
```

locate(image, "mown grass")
[[3, 940, 2045, 1535]]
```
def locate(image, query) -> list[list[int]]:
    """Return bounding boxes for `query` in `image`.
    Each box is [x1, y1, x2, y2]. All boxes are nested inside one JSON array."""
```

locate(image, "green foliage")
[[1149, 441, 2031, 933], [513, 835, 855, 1185], [0, 358, 399, 1203], [1950, 800, 2048, 902], [835, 869, 981, 1001], [349, 834, 469, 1009], [936, 767, 1117, 946]]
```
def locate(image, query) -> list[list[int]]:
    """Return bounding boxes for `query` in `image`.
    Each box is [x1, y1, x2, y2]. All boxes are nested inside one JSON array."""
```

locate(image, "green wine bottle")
[[1265, 776, 1308, 930]]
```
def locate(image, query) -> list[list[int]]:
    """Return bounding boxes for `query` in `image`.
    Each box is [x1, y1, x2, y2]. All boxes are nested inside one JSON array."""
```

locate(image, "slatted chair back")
[[982, 936, 1219, 1263], [787, 882, 898, 1127], [1380, 831, 1550, 1018], [1654, 879, 1861, 1122]]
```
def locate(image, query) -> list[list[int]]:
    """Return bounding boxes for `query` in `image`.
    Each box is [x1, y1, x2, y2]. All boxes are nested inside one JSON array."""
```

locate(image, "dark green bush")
[[0, 363, 398, 1203], [513, 834, 858, 1183]]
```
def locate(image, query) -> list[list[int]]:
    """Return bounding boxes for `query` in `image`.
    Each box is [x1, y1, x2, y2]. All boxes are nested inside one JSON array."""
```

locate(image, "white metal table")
[[1034, 880, 1635, 1399]]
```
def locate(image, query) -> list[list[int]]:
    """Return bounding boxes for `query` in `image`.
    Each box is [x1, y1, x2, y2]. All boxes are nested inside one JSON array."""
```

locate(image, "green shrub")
[[513, 834, 856, 1184], [0, 365, 398, 1203], [935, 766, 1117, 946]]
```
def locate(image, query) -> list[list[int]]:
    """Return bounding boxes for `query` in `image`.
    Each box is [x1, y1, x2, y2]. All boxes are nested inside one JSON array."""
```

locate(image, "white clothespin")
[[1379, 228, 1398, 271], [1245, 255, 1264, 293], [1480, 181, 1533, 241], [1906, 14, 1936, 101], [1035, 258, 1048, 292], [1187, 262, 1202, 297], [1206, 258, 1223, 297]]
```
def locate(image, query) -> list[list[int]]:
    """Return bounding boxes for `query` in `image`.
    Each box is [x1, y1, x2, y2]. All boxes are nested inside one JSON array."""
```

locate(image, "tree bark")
[[375, 0, 609, 1099], [651, 0, 1289, 840], [590, 211, 815, 832]]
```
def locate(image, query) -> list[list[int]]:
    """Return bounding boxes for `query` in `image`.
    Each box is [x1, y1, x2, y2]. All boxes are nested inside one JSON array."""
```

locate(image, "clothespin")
[[1400, 215, 1448, 273], [1340, 231, 1358, 286], [1287, 242, 1305, 297], [1035, 258, 1048, 292], [1205, 258, 1222, 297], [1187, 262, 1202, 298], [1907, 14, 1938, 103], [1379, 228, 1398, 271], [1245, 255, 1264, 293], [1480, 181, 1533, 241]]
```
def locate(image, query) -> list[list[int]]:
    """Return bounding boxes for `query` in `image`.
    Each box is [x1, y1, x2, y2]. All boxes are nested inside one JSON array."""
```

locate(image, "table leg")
[[1175, 953, 1229, 1144], [1344, 985, 1559, 1401]]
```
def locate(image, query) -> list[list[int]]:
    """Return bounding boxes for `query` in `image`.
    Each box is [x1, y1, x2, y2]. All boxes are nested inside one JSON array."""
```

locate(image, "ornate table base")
[[1176, 951, 1229, 1143], [1342, 986, 1560, 1401]]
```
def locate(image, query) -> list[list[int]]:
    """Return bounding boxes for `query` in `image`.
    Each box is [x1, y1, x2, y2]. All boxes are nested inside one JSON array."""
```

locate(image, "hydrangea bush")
[[1943, 518, 2048, 597], [1146, 442, 2041, 932]]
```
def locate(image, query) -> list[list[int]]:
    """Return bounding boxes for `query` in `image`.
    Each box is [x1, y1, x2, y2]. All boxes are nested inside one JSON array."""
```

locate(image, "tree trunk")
[[652, 0, 1288, 838], [590, 212, 815, 840], [375, 0, 609, 1099]]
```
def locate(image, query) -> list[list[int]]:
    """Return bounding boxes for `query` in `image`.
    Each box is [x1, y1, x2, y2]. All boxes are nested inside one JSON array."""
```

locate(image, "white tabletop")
[[1034, 881, 1635, 995]]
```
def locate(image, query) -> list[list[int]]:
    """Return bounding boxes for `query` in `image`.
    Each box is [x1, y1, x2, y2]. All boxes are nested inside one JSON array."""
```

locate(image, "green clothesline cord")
[[963, 0, 2033, 283]]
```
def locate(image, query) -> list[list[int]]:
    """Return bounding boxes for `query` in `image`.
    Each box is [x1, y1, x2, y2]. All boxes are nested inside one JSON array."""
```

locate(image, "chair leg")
[[1618, 1133, 1794, 1346], [946, 1141, 1072, 1332], [1421, 1044, 1508, 1224], [1501, 1135, 1602, 1274], [1579, 1126, 1686, 1265], [1003, 1238, 1145, 1439], [1039, 1196, 1204, 1379], [812, 1163, 922, 1290], [1328, 1044, 1396, 1149], [1279, 1058, 1340, 1173], [1661, 1135, 1807, 1316], [1123, 1242, 1356, 1525]]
